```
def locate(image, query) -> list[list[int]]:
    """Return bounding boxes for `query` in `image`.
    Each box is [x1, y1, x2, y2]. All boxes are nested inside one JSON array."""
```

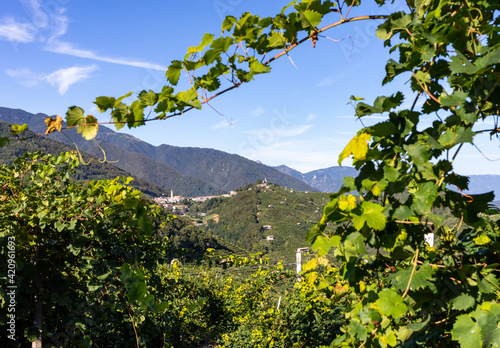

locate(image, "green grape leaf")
[[452, 314, 482, 348], [477, 273, 500, 294], [352, 201, 387, 231], [249, 58, 271, 74], [138, 90, 158, 106], [449, 52, 478, 74], [312, 235, 341, 256], [368, 121, 397, 137], [114, 91, 133, 106], [301, 9, 322, 28], [475, 46, 500, 72], [394, 206, 413, 220], [356, 92, 404, 117], [127, 101, 146, 128], [166, 60, 183, 85], [120, 263, 132, 281], [348, 319, 367, 341], [438, 126, 474, 149], [127, 281, 148, 302], [306, 224, 323, 244], [222, 15, 236, 32], [411, 182, 439, 215], [111, 102, 129, 131], [94, 96, 116, 112], [439, 90, 467, 107], [211, 36, 234, 52], [268, 31, 287, 49], [452, 293, 476, 311], [392, 265, 435, 293], [66, 106, 85, 127], [407, 315, 431, 332], [377, 289, 408, 318], [177, 88, 201, 109], [187, 33, 214, 56]]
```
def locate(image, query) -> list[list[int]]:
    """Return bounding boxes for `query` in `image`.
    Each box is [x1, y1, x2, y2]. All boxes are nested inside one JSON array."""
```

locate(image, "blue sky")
[[1, 0, 498, 175]]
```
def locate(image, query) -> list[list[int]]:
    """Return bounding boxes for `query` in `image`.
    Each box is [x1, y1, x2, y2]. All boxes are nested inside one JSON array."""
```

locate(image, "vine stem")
[[264, 15, 389, 66], [7, 13, 392, 145], [7, 13, 393, 143], [127, 305, 140, 348], [412, 71, 441, 104], [402, 248, 419, 298]]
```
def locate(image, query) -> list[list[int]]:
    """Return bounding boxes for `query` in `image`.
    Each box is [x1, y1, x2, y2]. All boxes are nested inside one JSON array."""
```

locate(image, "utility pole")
[[296, 247, 309, 275]]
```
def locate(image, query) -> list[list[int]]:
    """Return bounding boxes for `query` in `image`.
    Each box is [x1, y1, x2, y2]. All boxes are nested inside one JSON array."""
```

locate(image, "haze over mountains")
[[1, 106, 499, 199]]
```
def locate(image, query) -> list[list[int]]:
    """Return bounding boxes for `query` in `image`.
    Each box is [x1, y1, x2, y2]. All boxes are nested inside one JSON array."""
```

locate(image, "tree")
[[0, 152, 172, 346], [306, 1, 500, 346], [2, 1, 500, 346]]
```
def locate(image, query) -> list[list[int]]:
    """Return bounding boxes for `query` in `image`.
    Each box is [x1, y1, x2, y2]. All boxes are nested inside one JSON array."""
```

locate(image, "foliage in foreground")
[[0, 152, 171, 346], [306, 0, 500, 346], [1, 0, 500, 347], [0, 152, 345, 347]]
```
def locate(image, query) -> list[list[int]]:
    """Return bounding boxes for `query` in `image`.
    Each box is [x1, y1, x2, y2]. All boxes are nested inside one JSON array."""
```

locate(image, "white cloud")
[[20, 0, 68, 40], [44, 65, 98, 95], [307, 113, 316, 121], [6, 65, 98, 95], [316, 77, 334, 87], [245, 124, 312, 139], [46, 40, 168, 71], [20, 0, 48, 27], [5, 68, 43, 87], [249, 106, 264, 117], [7, 0, 165, 71], [0, 17, 36, 43], [213, 119, 236, 129]]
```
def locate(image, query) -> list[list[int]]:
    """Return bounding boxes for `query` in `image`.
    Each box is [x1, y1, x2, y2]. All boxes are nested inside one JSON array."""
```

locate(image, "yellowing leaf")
[[45, 115, 63, 135], [338, 132, 371, 165], [303, 259, 318, 272], [359, 280, 366, 293], [77, 115, 99, 140], [339, 194, 357, 211], [473, 235, 491, 245], [10, 123, 28, 136]]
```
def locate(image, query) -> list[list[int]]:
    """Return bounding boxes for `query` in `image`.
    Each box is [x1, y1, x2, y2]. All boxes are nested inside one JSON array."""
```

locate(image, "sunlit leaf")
[[338, 132, 371, 165], [10, 123, 28, 136], [452, 314, 482, 348], [44, 116, 63, 135]]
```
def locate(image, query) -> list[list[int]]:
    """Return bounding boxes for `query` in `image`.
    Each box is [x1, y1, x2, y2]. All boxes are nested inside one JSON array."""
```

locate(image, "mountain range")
[[0, 107, 314, 196], [1, 106, 499, 199]]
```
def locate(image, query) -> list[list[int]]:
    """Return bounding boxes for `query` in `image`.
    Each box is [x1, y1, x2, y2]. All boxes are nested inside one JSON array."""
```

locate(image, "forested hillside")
[[190, 182, 331, 261], [0, 122, 166, 197]]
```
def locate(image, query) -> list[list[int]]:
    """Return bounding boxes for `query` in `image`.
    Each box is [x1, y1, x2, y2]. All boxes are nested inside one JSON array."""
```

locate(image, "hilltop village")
[[152, 179, 278, 212], [153, 189, 238, 212]]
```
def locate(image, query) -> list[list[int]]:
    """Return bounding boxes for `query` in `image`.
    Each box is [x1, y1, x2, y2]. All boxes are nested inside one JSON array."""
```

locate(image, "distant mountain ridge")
[[275, 164, 359, 193], [2, 106, 497, 198], [0, 122, 169, 198], [0, 107, 316, 196]]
